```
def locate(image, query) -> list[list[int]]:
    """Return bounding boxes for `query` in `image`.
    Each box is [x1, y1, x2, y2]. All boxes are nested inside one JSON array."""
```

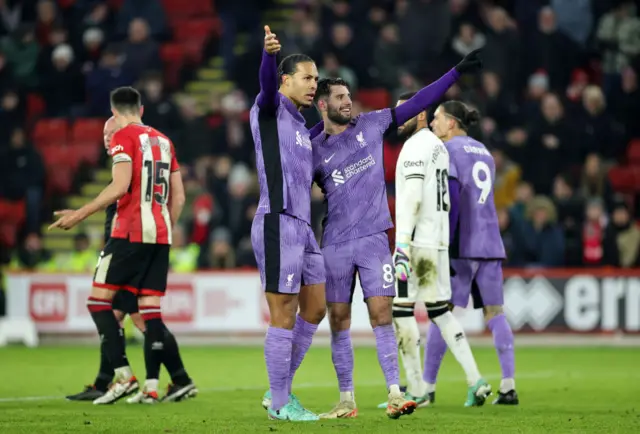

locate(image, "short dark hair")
[[440, 100, 480, 131], [110, 86, 141, 114], [315, 77, 350, 102], [397, 91, 417, 101], [277, 53, 314, 85]]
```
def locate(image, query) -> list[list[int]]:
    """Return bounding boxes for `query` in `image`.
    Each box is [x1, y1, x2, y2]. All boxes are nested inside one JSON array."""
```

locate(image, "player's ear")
[[139, 105, 144, 117], [418, 111, 427, 122]]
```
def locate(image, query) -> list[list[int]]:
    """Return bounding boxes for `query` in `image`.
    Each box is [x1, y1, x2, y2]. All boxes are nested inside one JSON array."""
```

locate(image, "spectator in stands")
[[551, 0, 593, 48], [527, 7, 581, 92], [80, 1, 114, 41], [579, 153, 615, 210], [372, 22, 402, 89], [0, 89, 24, 145], [611, 66, 640, 141], [34, 0, 61, 47], [176, 96, 212, 164], [596, 0, 640, 94], [509, 180, 534, 222], [235, 237, 256, 268], [565, 68, 590, 105], [513, 195, 565, 267], [290, 17, 323, 62], [520, 70, 549, 123], [497, 207, 517, 266], [140, 71, 180, 140], [328, 22, 370, 84], [492, 148, 521, 210], [581, 197, 610, 266], [552, 174, 584, 266], [40, 44, 84, 117], [226, 163, 255, 246], [397, 0, 450, 75], [36, 24, 67, 76], [85, 45, 132, 116], [122, 18, 161, 82], [0, 0, 36, 37], [116, 0, 167, 41], [479, 71, 518, 133], [79, 27, 104, 71], [209, 227, 235, 269], [0, 50, 14, 93], [1, 23, 39, 89], [0, 128, 44, 233], [602, 198, 640, 267], [169, 225, 199, 272], [526, 93, 577, 194], [7, 233, 50, 270], [212, 91, 252, 165], [580, 85, 624, 160], [319, 52, 358, 91], [44, 232, 96, 272], [482, 7, 520, 93], [451, 22, 485, 58]]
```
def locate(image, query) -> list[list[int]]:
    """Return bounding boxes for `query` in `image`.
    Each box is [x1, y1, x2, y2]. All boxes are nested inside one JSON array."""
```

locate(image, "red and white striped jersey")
[[108, 123, 179, 244]]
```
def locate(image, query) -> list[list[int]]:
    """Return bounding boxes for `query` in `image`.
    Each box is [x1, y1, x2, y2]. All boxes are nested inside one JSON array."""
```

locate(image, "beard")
[[397, 120, 418, 140], [327, 106, 351, 125]]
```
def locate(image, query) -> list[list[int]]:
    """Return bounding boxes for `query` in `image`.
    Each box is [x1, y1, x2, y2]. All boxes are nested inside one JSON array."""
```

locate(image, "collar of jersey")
[[279, 93, 306, 123]]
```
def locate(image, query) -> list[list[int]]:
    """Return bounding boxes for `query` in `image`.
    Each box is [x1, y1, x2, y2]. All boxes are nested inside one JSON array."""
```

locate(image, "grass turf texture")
[[0, 345, 638, 433]]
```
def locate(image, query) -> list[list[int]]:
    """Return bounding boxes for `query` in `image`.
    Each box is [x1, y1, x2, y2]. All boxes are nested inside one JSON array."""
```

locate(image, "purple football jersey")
[[446, 136, 506, 259], [251, 94, 313, 224], [312, 109, 395, 246]]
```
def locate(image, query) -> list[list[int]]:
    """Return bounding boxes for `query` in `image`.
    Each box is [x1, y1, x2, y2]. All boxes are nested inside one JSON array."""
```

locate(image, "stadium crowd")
[[1, 0, 640, 281]]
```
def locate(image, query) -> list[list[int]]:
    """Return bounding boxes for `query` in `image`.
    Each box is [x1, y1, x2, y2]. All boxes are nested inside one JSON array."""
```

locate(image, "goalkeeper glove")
[[393, 242, 411, 282], [455, 48, 483, 74]]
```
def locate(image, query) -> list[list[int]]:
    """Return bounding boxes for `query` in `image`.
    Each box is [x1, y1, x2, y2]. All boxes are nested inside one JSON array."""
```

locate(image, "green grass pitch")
[[0, 345, 639, 433]]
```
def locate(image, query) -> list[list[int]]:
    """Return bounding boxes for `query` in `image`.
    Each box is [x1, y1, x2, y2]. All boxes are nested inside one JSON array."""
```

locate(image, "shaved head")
[[103, 116, 118, 150]]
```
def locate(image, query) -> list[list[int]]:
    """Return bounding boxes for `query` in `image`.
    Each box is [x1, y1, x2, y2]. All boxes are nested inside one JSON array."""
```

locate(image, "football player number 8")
[[382, 264, 394, 283], [472, 161, 492, 204], [143, 160, 170, 204]]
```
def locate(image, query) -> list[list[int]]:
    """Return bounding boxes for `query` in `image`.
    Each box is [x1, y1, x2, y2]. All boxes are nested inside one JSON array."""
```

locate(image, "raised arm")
[[256, 25, 281, 112], [394, 49, 483, 126]]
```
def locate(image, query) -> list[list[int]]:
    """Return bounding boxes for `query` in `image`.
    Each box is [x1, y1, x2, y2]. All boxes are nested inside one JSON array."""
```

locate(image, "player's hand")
[[455, 48, 483, 74], [264, 25, 281, 55], [393, 243, 412, 282], [48, 209, 84, 231]]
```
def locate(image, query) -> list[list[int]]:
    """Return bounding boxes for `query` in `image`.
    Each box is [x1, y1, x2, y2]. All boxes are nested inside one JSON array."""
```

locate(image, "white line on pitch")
[[0, 371, 555, 404]]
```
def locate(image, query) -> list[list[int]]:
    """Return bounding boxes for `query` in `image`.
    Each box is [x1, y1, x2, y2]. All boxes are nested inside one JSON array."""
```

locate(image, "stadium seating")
[[357, 89, 391, 110], [0, 199, 26, 247], [627, 139, 640, 166]]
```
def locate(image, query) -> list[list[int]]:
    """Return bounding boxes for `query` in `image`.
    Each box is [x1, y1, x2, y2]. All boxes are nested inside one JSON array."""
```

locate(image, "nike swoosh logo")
[[383, 284, 393, 288], [324, 154, 336, 163]]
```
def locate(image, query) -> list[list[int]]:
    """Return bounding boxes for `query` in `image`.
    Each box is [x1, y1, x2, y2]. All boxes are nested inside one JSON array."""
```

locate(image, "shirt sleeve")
[[361, 108, 397, 137], [395, 139, 427, 244], [109, 131, 135, 164]]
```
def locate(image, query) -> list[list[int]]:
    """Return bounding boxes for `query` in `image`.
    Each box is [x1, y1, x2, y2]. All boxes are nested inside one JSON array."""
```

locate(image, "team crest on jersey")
[[356, 131, 368, 148], [295, 130, 312, 150]]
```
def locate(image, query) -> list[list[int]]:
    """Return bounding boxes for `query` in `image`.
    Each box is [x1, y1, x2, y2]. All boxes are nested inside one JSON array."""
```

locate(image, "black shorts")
[[93, 238, 170, 297], [112, 290, 139, 314]]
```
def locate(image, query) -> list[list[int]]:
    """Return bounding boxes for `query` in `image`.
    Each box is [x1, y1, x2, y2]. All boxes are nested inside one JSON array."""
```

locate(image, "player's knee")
[[328, 303, 351, 331], [425, 301, 450, 320], [483, 305, 504, 322], [130, 313, 146, 333], [366, 296, 392, 328], [392, 303, 415, 318], [113, 309, 125, 322]]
